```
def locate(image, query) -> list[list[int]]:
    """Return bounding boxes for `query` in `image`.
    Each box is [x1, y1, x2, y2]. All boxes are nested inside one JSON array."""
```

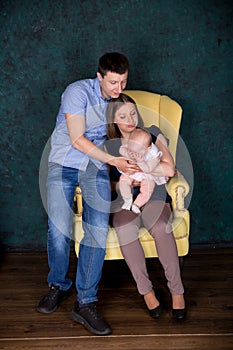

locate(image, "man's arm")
[[65, 113, 134, 173]]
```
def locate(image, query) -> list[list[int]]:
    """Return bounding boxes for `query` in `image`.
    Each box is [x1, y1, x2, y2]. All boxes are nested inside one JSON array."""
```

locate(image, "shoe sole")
[[37, 305, 58, 314], [71, 310, 112, 336]]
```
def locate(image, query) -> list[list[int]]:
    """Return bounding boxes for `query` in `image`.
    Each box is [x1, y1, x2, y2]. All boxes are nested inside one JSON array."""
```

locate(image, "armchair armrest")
[[74, 186, 83, 217], [166, 172, 190, 250], [166, 172, 190, 217], [75, 173, 190, 221]]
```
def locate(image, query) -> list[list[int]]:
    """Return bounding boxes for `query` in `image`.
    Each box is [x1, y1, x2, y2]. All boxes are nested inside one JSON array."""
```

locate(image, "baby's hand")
[[128, 151, 144, 162]]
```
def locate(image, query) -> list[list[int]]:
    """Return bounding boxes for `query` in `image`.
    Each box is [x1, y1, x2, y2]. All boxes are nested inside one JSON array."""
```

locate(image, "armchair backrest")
[[124, 90, 182, 161]]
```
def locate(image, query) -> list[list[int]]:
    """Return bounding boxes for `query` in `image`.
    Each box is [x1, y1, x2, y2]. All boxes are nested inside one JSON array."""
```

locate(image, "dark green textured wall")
[[0, 0, 232, 250]]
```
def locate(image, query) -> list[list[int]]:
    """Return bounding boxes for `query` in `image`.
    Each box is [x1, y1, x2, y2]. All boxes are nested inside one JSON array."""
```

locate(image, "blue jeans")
[[46, 161, 111, 305]]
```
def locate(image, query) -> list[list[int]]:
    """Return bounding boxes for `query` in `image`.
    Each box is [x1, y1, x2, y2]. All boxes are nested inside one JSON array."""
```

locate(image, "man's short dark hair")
[[98, 52, 129, 77]]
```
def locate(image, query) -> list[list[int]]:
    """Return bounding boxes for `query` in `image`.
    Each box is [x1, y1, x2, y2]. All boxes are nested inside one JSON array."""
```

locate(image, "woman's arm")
[[136, 152, 161, 173], [150, 133, 175, 177]]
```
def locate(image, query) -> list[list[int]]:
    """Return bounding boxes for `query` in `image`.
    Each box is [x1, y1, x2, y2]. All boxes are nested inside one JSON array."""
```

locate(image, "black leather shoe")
[[149, 304, 163, 318], [172, 308, 186, 319], [37, 285, 69, 314], [72, 302, 112, 336]]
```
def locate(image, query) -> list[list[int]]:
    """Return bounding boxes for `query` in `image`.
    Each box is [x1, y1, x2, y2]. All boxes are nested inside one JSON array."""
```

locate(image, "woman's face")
[[114, 102, 138, 135]]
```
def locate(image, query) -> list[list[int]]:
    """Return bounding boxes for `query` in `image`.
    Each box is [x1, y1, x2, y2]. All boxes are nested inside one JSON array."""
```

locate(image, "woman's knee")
[[142, 201, 172, 234], [112, 210, 140, 245], [113, 209, 140, 228]]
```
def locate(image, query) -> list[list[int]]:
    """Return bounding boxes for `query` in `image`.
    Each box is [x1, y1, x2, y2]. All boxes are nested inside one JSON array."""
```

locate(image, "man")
[[37, 53, 131, 335]]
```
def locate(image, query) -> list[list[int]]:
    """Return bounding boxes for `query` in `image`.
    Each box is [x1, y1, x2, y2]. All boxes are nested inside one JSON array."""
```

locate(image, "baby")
[[119, 128, 168, 214]]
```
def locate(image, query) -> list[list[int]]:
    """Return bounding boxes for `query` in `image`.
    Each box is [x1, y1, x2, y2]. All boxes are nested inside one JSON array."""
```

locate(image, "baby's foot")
[[131, 204, 141, 214], [122, 198, 133, 210]]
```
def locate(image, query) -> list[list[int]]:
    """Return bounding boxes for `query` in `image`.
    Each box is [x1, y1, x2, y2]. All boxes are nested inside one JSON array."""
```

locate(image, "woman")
[[105, 93, 186, 320]]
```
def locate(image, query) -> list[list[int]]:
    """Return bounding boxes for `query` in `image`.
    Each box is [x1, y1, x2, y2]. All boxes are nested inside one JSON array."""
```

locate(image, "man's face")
[[97, 71, 128, 99]]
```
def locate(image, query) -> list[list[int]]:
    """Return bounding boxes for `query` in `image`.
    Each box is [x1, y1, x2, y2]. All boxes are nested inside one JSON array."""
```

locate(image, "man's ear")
[[97, 72, 103, 81]]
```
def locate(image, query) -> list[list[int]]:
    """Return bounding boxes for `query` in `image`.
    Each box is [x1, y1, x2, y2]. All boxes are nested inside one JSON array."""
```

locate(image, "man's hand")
[[110, 157, 140, 174]]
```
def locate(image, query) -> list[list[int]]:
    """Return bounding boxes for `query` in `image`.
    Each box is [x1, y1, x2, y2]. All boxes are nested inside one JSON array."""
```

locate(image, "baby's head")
[[128, 128, 152, 157]]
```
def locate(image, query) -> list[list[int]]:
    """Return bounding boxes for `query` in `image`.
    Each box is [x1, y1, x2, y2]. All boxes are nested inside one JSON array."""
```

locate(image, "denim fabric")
[[46, 161, 110, 304]]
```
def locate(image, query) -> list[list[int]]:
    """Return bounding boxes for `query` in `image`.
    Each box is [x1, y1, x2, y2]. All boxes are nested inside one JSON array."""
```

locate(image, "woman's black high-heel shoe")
[[149, 304, 163, 318], [172, 308, 186, 319]]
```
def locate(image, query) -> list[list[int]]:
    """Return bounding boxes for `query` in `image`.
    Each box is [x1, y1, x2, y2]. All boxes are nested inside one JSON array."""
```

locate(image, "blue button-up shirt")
[[49, 77, 111, 170]]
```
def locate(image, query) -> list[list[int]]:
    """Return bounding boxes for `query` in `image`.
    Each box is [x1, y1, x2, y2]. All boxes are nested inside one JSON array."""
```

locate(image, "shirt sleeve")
[[61, 82, 87, 116]]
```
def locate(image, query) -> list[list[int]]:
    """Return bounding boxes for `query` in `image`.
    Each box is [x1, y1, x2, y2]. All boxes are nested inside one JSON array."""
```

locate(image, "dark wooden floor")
[[0, 248, 232, 350]]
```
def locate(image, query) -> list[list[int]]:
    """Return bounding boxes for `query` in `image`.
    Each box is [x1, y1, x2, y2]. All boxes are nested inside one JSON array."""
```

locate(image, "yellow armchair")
[[74, 90, 190, 259]]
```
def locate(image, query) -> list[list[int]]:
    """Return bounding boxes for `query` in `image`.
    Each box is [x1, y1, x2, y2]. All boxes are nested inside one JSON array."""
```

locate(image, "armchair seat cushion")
[[74, 212, 189, 259]]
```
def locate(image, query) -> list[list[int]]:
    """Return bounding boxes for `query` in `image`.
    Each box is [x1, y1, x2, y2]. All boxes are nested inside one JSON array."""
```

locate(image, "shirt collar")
[[93, 77, 111, 102]]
